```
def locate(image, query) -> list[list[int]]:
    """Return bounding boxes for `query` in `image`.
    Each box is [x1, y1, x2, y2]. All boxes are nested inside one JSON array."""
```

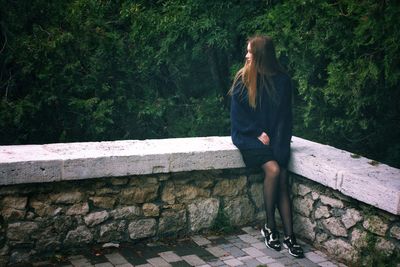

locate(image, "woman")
[[230, 35, 304, 258]]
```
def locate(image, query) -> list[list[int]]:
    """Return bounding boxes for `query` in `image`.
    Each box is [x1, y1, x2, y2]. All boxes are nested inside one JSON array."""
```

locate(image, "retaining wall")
[[0, 136, 399, 265]]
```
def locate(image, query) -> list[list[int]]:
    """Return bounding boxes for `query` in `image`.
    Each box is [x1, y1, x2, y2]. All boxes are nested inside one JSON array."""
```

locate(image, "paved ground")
[[25, 226, 346, 267]]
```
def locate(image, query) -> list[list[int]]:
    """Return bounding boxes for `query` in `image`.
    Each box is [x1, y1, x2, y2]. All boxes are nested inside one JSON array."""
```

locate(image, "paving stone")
[[242, 258, 263, 267], [147, 257, 172, 267], [191, 235, 212, 246], [241, 227, 260, 236], [182, 254, 207, 266], [293, 257, 319, 267], [236, 256, 252, 262], [115, 264, 134, 267], [242, 247, 265, 257], [136, 264, 153, 267], [238, 234, 259, 244], [219, 255, 234, 261], [223, 258, 243, 266], [207, 259, 225, 266], [94, 263, 113, 267], [159, 251, 182, 262], [260, 248, 285, 259], [255, 256, 276, 264], [70, 257, 93, 267], [206, 246, 228, 258], [69, 255, 86, 260], [224, 245, 247, 257], [318, 261, 338, 267], [171, 261, 192, 267], [197, 265, 211, 267], [266, 262, 285, 267], [232, 241, 249, 249], [105, 252, 129, 265], [304, 251, 327, 263], [251, 242, 266, 250], [219, 243, 234, 249], [275, 256, 296, 266]]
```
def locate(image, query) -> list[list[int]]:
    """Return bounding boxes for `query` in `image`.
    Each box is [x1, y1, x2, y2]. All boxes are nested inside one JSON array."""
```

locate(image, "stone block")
[[50, 191, 84, 204], [390, 225, 400, 240], [293, 215, 316, 241], [293, 196, 314, 217], [314, 205, 330, 219], [65, 226, 93, 245], [223, 196, 255, 226], [84, 211, 109, 227], [362, 215, 389, 236], [159, 209, 186, 234], [350, 228, 368, 249], [66, 202, 89, 216], [324, 239, 359, 263], [121, 184, 159, 204], [7, 222, 39, 241], [99, 221, 127, 242], [128, 219, 156, 239], [249, 183, 264, 209], [110, 206, 141, 220], [341, 208, 363, 229], [213, 176, 247, 197], [143, 203, 160, 217], [320, 195, 344, 208], [90, 196, 116, 209], [321, 217, 347, 237], [188, 198, 219, 231]]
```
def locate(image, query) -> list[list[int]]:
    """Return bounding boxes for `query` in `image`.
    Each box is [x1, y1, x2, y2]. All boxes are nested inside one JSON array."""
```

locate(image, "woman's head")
[[232, 35, 282, 108]]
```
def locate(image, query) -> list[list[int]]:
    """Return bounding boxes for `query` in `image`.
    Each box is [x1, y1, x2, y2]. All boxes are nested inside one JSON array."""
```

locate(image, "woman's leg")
[[261, 160, 280, 231], [277, 168, 293, 236]]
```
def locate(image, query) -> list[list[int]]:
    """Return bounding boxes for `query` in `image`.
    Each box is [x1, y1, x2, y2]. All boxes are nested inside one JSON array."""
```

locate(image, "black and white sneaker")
[[283, 235, 304, 258], [260, 225, 281, 251]]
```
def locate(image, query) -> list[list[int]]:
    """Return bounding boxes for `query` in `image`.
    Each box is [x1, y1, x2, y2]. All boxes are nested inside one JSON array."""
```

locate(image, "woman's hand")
[[258, 132, 270, 145]]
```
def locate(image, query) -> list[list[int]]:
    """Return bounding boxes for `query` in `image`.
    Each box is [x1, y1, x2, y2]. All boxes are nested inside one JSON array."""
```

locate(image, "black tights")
[[261, 160, 293, 236]]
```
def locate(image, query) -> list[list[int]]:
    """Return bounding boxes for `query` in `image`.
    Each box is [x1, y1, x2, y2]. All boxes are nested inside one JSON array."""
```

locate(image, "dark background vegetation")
[[1, 0, 399, 167]]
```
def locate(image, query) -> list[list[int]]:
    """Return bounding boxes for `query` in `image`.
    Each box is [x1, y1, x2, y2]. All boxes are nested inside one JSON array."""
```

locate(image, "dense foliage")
[[1, 0, 399, 167]]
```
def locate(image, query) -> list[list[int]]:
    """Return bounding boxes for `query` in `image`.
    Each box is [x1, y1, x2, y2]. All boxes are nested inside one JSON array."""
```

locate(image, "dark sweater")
[[230, 72, 293, 167]]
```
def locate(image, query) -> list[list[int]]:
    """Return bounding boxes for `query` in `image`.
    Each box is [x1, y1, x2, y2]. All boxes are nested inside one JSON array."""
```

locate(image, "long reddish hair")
[[230, 35, 283, 108]]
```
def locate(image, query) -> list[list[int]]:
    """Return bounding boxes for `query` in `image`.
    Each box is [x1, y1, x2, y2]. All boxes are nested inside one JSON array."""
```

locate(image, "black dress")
[[230, 72, 293, 168]]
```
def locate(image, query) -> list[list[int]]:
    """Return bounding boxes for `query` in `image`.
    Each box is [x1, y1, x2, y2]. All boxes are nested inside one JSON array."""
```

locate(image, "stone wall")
[[291, 174, 400, 265], [0, 169, 265, 265]]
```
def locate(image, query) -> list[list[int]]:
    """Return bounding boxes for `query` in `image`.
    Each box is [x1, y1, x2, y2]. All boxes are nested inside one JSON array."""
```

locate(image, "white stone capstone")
[[1, 136, 400, 215]]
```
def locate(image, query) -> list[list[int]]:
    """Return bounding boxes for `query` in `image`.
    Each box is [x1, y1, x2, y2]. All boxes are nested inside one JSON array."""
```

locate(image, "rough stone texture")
[[362, 215, 389, 236], [188, 198, 219, 231], [143, 203, 159, 217], [99, 221, 127, 242], [223, 197, 254, 226], [322, 217, 348, 237], [320, 195, 344, 208], [341, 208, 362, 229], [90, 196, 116, 209], [66, 202, 89, 216], [350, 228, 368, 249], [30, 197, 57, 217], [111, 177, 128, 185], [65, 226, 93, 244], [174, 184, 210, 203], [2, 196, 28, 210], [297, 184, 312, 196], [50, 191, 83, 204], [375, 237, 396, 256], [249, 183, 263, 209], [213, 176, 247, 197], [293, 196, 314, 217], [314, 205, 330, 219], [121, 185, 159, 204], [7, 222, 39, 242], [315, 233, 328, 244], [323, 239, 358, 263], [293, 215, 316, 241], [311, 191, 320, 200], [159, 209, 187, 234], [161, 181, 176, 204], [128, 219, 156, 239], [111, 206, 141, 220], [390, 225, 400, 240], [84, 211, 110, 227]]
